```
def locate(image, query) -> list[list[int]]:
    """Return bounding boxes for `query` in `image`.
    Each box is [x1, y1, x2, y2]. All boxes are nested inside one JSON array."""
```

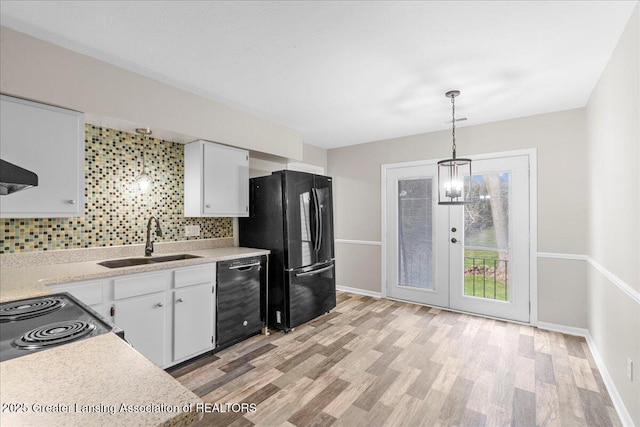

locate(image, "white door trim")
[[381, 148, 538, 324]]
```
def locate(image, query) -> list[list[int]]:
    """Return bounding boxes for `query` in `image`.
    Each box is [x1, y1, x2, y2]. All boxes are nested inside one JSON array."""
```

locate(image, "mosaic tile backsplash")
[[0, 125, 233, 253]]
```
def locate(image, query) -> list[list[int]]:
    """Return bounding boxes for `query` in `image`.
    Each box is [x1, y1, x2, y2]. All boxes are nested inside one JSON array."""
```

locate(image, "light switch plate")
[[185, 225, 200, 237]]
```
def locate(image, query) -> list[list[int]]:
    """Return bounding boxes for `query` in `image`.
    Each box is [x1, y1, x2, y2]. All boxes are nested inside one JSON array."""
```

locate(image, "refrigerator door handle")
[[295, 264, 334, 277], [312, 188, 321, 252], [314, 188, 324, 251]]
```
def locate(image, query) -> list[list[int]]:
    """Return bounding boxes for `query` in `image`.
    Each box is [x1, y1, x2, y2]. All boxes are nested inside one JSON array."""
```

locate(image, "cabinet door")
[[203, 143, 249, 216], [0, 95, 84, 218], [173, 284, 214, 361], [114, 293, 166, 367]]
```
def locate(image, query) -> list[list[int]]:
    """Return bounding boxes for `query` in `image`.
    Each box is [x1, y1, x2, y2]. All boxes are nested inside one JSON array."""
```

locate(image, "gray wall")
[[327, 108, 589, 327], [585, 4, 639, 424]]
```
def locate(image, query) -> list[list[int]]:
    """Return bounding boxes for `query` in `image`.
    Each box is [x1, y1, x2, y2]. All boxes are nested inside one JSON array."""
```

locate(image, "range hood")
[[0, 159, 38, 195]]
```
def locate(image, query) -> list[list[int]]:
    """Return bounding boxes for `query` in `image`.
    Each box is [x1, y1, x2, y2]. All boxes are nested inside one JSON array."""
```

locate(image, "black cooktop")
[[0, 293, 123, 362]]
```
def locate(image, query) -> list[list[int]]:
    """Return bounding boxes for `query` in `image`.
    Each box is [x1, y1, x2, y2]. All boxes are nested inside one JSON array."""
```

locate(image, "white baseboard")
[[336, 285, 382, 298], [536, 322, 634, 427], [535, 321, 589, 337], [334, 239, 382, 246]]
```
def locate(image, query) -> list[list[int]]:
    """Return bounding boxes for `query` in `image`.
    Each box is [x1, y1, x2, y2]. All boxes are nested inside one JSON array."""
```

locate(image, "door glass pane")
[[464, 172, 510, 300], [398, 178, 434, 289]]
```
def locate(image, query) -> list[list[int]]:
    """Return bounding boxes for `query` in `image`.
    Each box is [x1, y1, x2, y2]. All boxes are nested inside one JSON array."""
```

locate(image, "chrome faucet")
[[145, 216, 163, 257]]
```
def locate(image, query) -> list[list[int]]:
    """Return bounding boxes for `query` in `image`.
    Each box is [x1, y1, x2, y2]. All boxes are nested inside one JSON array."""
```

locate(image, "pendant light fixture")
[[134, 127, 152, 193], [438, 90, 472, 205]]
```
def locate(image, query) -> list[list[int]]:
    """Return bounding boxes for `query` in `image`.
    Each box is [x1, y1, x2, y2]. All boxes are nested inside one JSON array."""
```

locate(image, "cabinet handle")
[[177, 298, 184, 303], [66, 200, 77, 205], [243, 320, 248, 326], [205, 204, 212, 208], [156, 302, 164, 307]]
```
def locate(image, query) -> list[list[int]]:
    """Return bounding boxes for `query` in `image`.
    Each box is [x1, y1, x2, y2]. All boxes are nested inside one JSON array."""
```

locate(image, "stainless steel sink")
[[98, 254, 202, 268]]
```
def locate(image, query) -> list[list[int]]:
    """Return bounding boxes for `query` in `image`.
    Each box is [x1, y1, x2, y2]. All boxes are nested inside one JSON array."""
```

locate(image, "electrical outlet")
[[627, 357, 633, 381], [185, 225, 200, 237]]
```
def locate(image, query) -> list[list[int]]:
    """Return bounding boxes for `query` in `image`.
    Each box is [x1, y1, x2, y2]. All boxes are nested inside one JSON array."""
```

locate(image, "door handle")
[[451, 238, 458, 243], [312, 188, 320, 252], [317, 192, 323, 252]]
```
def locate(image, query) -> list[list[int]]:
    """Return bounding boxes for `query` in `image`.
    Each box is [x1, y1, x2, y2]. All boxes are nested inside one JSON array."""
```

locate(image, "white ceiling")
[[1, 1, 637, 149]]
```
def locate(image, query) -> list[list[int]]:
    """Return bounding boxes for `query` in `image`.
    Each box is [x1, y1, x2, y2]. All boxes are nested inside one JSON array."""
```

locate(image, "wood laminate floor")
[[171, 291, 621, 427]]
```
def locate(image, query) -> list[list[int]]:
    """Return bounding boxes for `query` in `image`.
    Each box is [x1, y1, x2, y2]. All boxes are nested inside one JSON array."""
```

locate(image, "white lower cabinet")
[[172, 263, 216, 364], [173, 284, 213, 361], [114, 292, 167, 367], [48, 263, 216, 369], [111, 270, 170, 366]]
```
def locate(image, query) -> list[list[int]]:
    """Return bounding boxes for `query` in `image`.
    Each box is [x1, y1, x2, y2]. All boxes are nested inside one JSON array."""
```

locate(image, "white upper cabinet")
[[184, 140, 249, 217], [0, 95, 85, 218]]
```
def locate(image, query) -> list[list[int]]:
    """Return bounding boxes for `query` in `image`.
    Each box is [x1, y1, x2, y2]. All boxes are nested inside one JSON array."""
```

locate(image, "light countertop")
[[0, 242, 269, 426], [0, 333, 201, 427], [1, 245, 269, 303]]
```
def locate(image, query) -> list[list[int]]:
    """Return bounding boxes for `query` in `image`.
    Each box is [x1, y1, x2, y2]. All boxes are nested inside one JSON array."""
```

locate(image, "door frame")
[[381, 148, 538, 325]]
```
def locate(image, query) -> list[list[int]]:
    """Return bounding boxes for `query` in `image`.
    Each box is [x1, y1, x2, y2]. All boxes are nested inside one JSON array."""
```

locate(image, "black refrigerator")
[[239, 170, 336, 332]]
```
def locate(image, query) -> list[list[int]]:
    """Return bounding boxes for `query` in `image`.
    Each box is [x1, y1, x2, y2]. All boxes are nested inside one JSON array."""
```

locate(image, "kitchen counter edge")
[[0, 247, 270, 303]]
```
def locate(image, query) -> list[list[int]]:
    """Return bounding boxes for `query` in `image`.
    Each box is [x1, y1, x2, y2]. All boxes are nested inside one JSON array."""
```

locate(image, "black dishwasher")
[[217, 256, 266, 349]]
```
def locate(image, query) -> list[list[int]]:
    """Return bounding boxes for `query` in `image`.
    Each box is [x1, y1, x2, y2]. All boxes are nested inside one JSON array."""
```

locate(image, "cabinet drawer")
[[114, 272, 169, 300], [174, 264, 215, 289], [50, 281, 103, 306]]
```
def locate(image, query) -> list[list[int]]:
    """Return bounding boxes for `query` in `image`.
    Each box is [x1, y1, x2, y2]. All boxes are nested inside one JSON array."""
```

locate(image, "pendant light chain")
[[451, 95, 456, 159]]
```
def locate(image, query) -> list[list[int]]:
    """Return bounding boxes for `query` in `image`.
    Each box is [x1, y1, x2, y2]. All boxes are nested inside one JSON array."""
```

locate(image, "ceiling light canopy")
[[438, 90, 471, 205]]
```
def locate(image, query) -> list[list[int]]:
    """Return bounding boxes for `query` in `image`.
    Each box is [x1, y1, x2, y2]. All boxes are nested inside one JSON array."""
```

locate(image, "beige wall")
[[302, 143, 328, 171], [537, 258, 587, 328], [586, 8, 640, 292], [329, 109, 588, 252], [328, 108, 589, 328], [249, 143, 327, 178], [585, 4, 639, 425], [0, 26, 303, 160], [335, 244, 381, 294]]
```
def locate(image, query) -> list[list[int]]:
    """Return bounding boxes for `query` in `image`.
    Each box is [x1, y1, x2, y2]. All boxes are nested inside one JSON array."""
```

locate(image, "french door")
[[384, 153, 531, 322]]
